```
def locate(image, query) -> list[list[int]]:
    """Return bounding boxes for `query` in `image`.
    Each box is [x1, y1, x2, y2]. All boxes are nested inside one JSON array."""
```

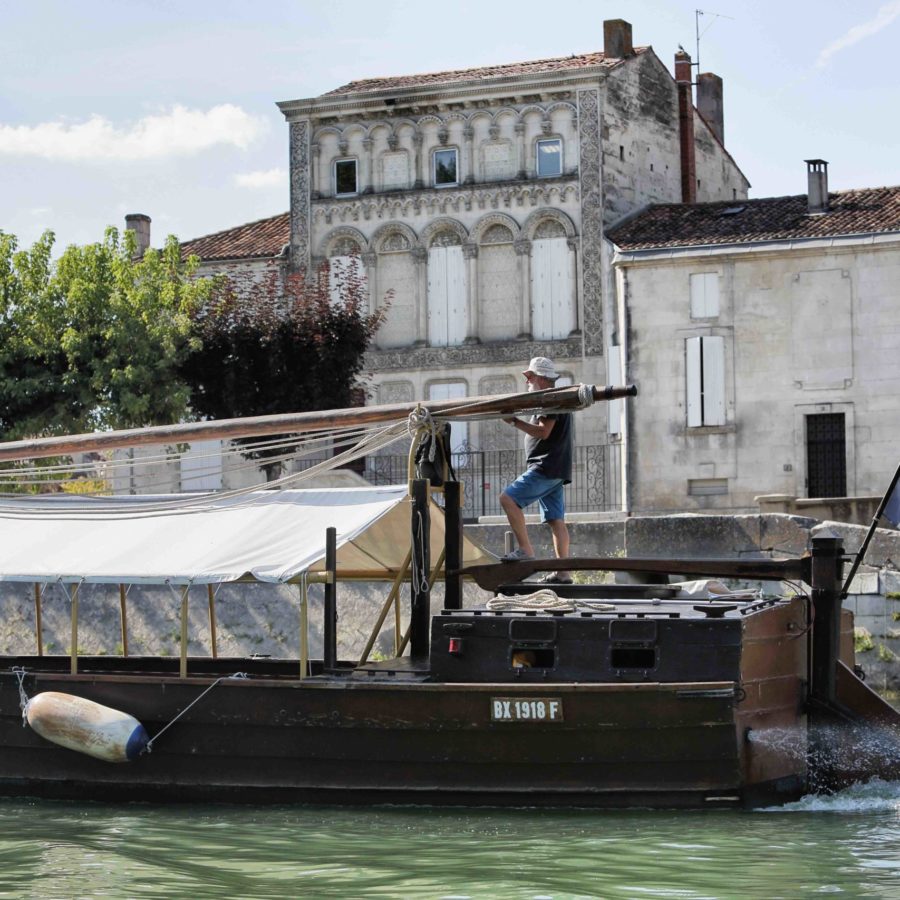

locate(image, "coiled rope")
[[487, 590, 576, 612]]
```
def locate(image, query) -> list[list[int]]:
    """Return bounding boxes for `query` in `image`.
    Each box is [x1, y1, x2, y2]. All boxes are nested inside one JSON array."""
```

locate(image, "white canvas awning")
[[0, 486, 495, 585]]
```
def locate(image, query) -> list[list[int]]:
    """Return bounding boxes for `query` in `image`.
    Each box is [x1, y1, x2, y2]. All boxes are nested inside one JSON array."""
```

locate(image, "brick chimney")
[[604, 19, 634, 59], [675, 50, 696, 204], [697, 72, 724, 144], [805, 159, 829, 213], [125, 213, 151, 256]]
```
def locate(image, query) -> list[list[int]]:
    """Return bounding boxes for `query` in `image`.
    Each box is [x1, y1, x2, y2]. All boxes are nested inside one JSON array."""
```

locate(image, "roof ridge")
[[323, 46, 650, 96]]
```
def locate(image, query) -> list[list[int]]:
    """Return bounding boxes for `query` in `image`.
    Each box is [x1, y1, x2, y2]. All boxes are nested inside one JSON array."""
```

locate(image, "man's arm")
[[504, 415, 556, 440]]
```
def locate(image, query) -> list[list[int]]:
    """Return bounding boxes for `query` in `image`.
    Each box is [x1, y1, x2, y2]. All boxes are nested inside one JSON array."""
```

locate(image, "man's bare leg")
[[547, 518, 570, 579], [500, 492, 534, 556]]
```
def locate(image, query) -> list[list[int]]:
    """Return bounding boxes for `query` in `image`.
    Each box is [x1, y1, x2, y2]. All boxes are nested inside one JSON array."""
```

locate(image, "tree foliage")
[[180, 259, 387, 423], [0, 227, 211, 440]]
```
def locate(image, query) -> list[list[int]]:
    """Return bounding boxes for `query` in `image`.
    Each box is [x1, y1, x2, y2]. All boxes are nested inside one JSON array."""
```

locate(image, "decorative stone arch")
[[470, 213, 521, 245], [421, 217, 468, 248], [469, 109, 493, 125], [444, 112, 468, 125], [312, 124, 343, 143], [342, 123, 367, 141], [493, 107, 519, 125], [523, 208, 577, 241], [371, 221, 418, 253], [517, 104, 546, 123], [365, 121, 393, 140], [416, 114, 444, 131], [319, 226, 369, 258], [546, 101, 577, 119]]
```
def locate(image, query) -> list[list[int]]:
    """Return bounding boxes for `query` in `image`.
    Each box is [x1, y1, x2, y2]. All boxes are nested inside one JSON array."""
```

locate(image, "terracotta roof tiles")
[[607, 186, 900, 251], [181, 212, 290, 262], [323, 48, 647, 96]]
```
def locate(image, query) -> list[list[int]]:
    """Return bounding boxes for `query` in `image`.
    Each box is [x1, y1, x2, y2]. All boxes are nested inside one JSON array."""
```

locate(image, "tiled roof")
[[323, 48, 648, 96], [181, 212, 290, 261], [608, 186, 900, 251]]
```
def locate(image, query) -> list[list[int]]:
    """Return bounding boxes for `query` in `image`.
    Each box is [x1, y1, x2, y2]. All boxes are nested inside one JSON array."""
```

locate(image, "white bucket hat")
[[523, 357, 559, 380]]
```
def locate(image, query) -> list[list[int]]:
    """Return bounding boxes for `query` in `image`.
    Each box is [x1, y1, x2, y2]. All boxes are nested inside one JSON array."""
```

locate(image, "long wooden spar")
[[0, 384, 636, 463]]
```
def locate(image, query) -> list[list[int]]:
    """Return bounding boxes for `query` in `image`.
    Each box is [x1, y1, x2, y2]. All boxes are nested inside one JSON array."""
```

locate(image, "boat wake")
[[765, 777, 900, 813]]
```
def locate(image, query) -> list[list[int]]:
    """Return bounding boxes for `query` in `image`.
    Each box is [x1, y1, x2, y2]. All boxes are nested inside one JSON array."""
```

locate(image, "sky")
[[1, 0, 899, 254]]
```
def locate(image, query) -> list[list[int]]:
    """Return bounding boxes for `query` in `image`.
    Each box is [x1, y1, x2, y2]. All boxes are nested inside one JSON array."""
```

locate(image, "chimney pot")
[[125, 213, 151, 257], [675, 51, 696, 203], [697, 72, 724, 144], [674, 49, 693, 84], [604, 19, 634, 59], [805, 160, 829, 213]]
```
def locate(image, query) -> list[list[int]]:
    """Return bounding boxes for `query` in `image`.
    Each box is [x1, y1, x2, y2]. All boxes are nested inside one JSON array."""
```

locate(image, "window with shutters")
[[686, 336, 726, 427], [530, 219, 575, 340], [427, 232, 466, 346], [180, 440, 223, 492], [690, 272, 719, 318]]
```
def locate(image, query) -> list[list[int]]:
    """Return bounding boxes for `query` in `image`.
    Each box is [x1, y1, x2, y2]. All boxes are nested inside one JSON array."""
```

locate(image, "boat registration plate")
[[491, 698, 563, 722]]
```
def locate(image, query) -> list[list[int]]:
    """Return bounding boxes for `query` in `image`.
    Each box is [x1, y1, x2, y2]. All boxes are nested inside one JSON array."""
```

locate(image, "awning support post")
[[180, 585, 190, 679], [299, 575, 309, 680], [70, 582, 79, 675], [323, 526, 337, 670], [33, 583, 43, 657], [119, 584, 129, 657], [207, 585, 218, 659]]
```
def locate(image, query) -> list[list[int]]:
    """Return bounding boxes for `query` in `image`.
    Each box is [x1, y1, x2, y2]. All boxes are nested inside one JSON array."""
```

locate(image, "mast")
[[0, 384, 636, 462]]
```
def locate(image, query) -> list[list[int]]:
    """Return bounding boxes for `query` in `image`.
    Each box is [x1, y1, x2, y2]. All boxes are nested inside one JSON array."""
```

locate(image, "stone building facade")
[[275, 19, 748, 461], [607, 163, 900, 514]]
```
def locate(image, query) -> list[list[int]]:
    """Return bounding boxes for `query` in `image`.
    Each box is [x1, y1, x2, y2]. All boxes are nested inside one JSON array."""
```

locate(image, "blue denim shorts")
[[502, 468, 566, 522]]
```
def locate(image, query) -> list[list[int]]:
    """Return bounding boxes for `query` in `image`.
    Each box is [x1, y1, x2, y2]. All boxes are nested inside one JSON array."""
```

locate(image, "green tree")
[[181, 259, 387, 421], [0, 227, 212, 440]]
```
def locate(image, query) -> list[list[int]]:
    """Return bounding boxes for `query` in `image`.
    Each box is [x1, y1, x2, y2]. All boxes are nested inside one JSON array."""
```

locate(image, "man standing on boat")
[[499, 357, 573, 585]]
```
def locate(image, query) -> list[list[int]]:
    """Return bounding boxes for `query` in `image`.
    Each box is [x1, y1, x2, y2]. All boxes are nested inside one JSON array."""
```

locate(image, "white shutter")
[[550, 238, 575, 338], [180, 440, 223, 491], [702, 335, 726, 425], [607, 345, 623, 435], [427, 248, 448, 346], [690, 272, 719, 318], [531, 239, 552, 339], [686, 337, 702, 427], [445, 245, 466, 345]]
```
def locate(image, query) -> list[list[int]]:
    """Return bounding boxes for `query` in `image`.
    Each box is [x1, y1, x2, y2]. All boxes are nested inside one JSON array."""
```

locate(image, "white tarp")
[[0, 486, 494, 585]]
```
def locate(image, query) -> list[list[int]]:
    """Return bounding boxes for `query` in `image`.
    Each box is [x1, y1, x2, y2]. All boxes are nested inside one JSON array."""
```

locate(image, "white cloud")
[[816, 1, 900, 68], [0, 105, 267, 162], [234, 168, 287, 188]]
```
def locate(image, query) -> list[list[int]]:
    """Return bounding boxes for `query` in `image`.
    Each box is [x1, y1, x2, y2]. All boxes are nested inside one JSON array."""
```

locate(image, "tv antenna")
[[695, 8, 734, 76]]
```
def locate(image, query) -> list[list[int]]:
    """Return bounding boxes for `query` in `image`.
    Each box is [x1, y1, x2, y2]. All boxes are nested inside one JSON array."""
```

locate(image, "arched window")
[[328, 237, 366, 307], [427, 231, 466, 346], [530, 219, 575, 340]]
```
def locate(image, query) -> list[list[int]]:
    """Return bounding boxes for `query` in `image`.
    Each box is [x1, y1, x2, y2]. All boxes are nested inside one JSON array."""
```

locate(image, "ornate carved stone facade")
[[275, 24, 749, 463]]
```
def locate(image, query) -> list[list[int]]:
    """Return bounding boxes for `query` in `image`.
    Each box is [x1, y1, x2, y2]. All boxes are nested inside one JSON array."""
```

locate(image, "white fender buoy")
[[25, 692, 149, 763]]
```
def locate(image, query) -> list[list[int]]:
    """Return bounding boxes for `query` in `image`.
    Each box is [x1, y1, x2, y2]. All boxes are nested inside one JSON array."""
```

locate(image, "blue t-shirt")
[[524, 412, 573, 483]]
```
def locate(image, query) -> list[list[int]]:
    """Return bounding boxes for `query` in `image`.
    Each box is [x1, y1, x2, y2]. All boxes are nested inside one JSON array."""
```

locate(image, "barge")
[[0, 384, 897, 807]]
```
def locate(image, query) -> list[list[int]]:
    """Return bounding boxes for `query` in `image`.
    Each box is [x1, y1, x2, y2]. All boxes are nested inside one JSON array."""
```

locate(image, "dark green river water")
[[2, 781, 900, 898]]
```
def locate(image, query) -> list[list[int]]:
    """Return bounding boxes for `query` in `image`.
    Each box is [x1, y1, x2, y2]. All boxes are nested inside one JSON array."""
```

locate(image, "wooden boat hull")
[[0, 658, 804, 808]]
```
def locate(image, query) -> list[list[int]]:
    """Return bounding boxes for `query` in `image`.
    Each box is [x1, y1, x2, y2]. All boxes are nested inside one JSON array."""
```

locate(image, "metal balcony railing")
[[358, 444, 623, 521]]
